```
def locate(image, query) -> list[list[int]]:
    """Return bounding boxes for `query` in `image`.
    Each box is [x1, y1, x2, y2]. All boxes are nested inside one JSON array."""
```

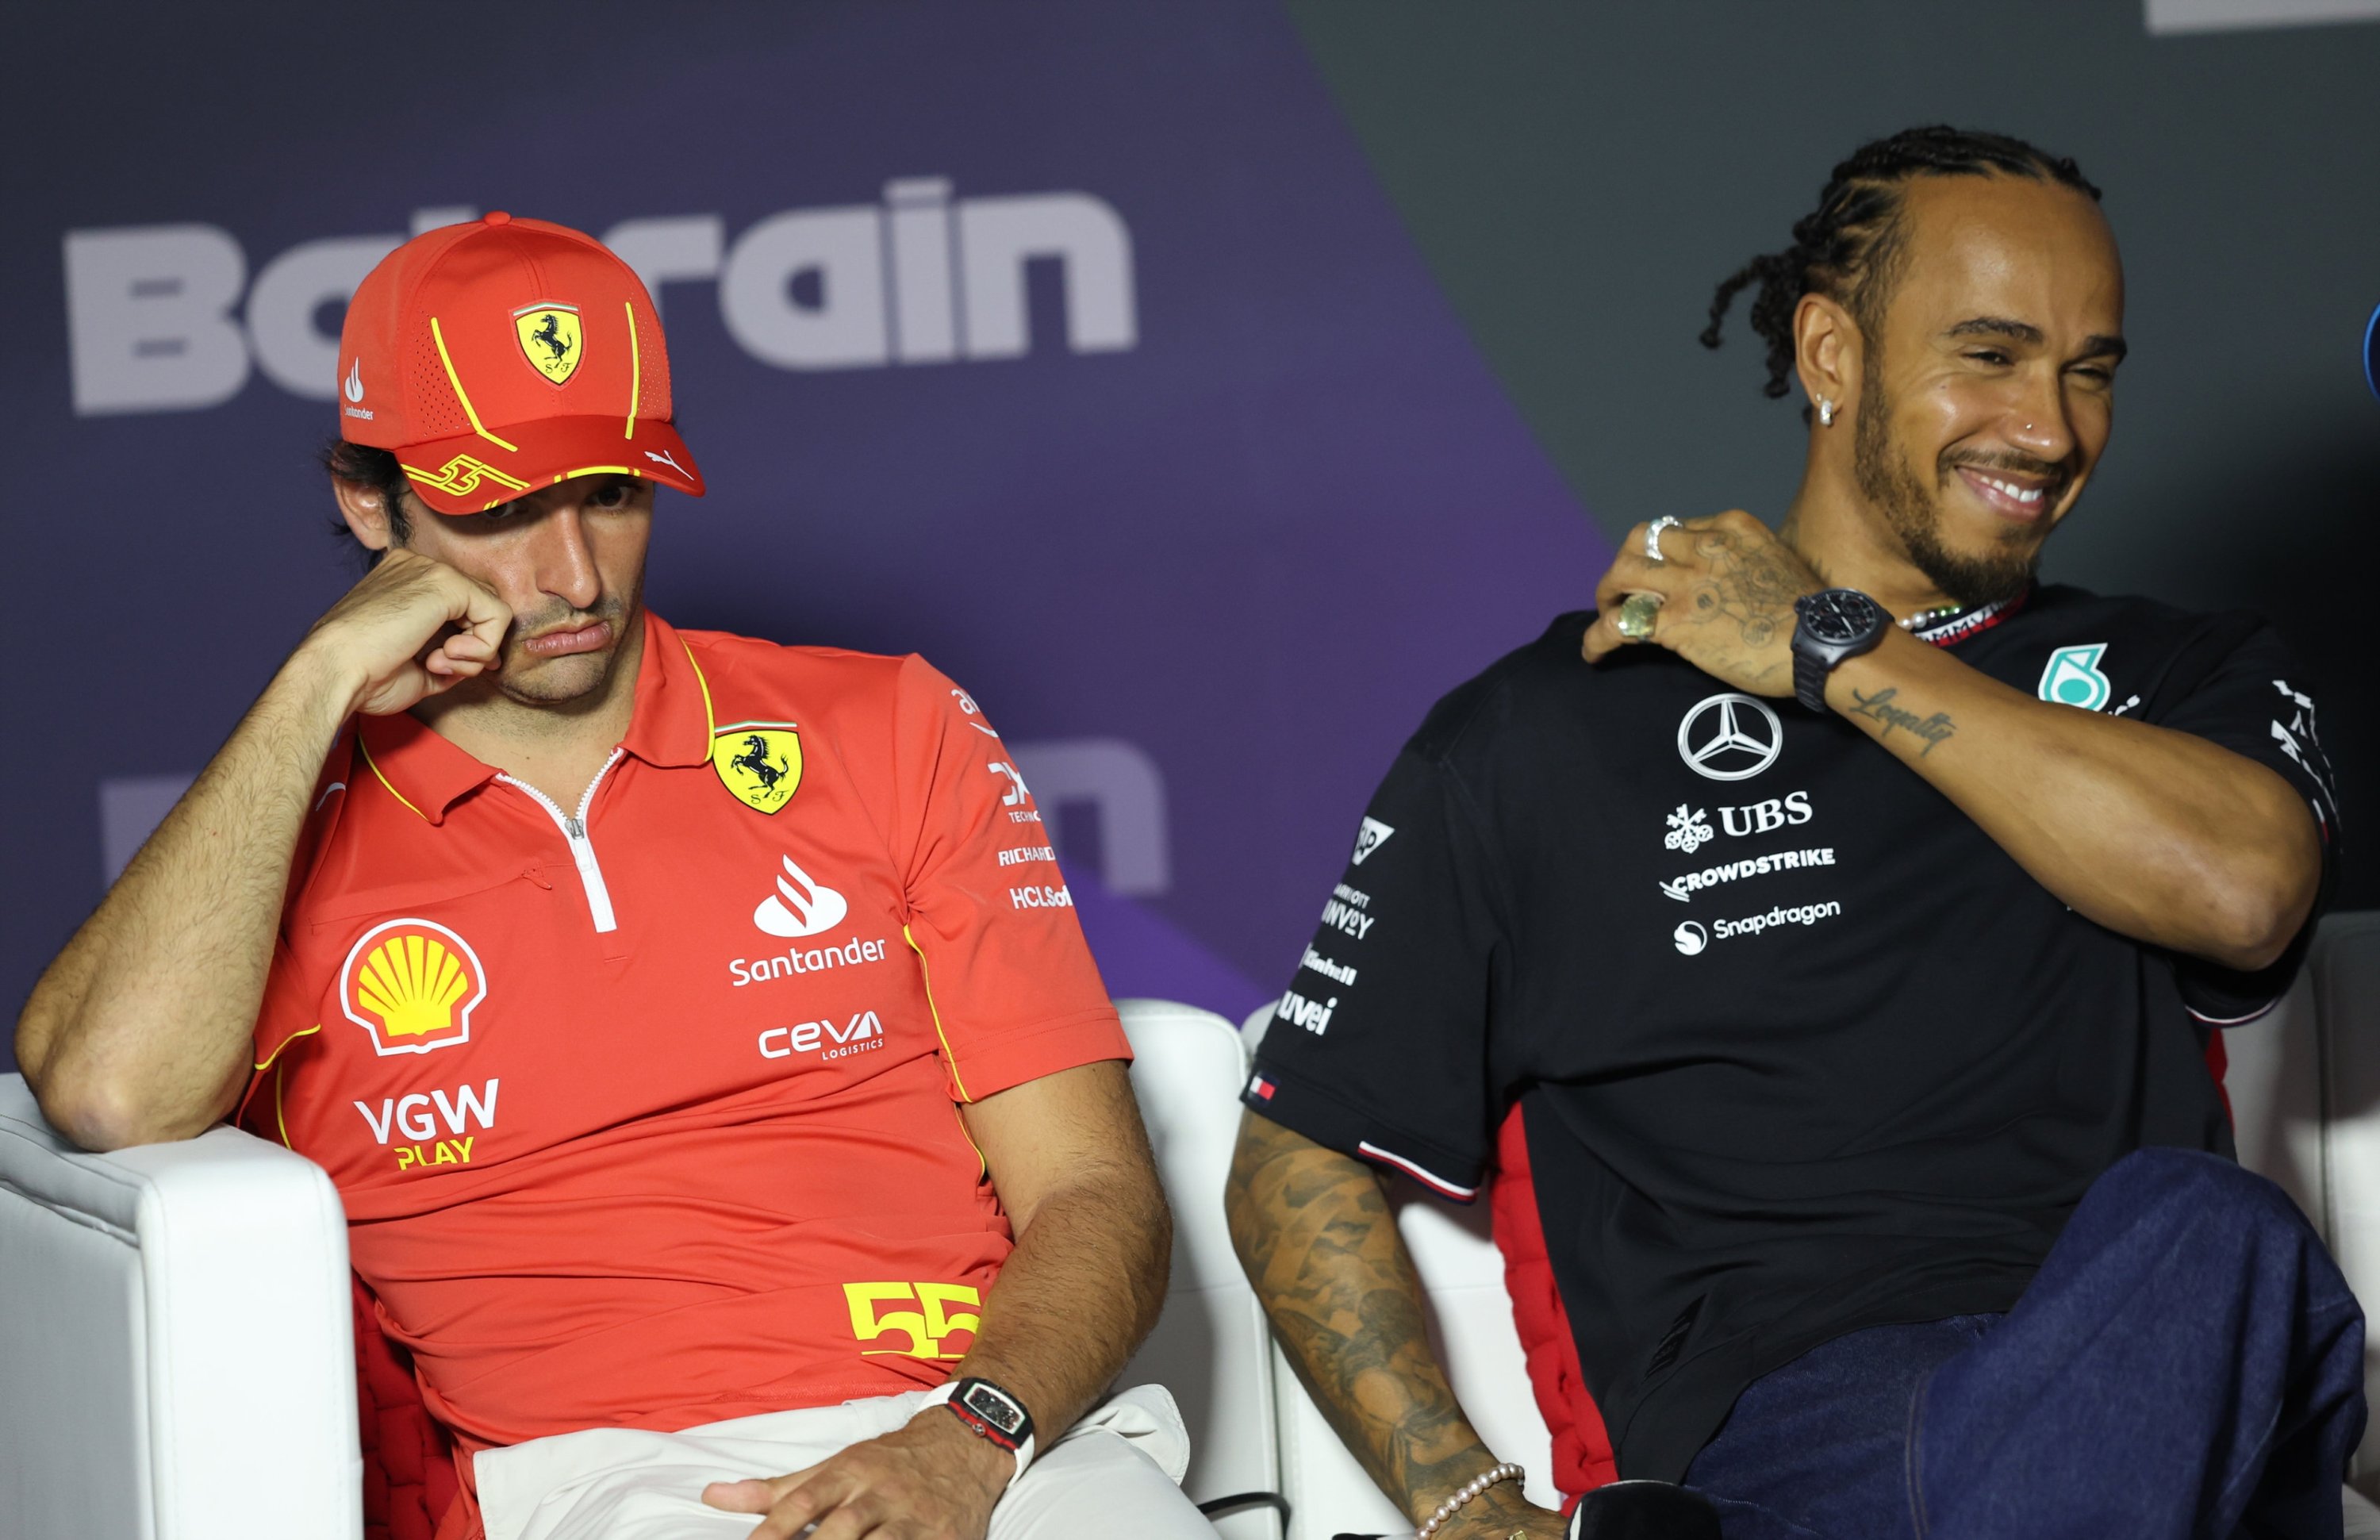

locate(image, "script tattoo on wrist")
[[1846, 686, 1956, 756]]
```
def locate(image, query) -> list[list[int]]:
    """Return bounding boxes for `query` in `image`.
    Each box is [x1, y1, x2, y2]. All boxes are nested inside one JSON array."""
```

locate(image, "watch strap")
[[1792, 647, 1830, 713]]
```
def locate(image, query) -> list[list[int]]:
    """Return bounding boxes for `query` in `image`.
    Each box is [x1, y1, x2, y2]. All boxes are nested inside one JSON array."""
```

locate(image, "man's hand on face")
[[1580, 509, 1825, 697], [295, 547, 512, 718], [698, 1404, 1014, 1540]]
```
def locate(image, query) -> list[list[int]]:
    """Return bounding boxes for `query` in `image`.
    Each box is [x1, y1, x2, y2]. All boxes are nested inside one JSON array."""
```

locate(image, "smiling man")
[[1225, 128, 2359, 1538], [14, 215, 1207, 1540]]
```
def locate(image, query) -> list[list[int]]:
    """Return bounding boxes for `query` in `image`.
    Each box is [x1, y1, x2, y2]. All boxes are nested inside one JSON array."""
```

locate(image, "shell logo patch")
[[513, 302, 583, 385], [712, 723, 804, 814], [341, 918, 488, 1057]]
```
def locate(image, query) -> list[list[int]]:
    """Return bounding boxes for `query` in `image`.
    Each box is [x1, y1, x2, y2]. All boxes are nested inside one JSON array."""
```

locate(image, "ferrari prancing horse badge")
[[712, 723, 803, 814]]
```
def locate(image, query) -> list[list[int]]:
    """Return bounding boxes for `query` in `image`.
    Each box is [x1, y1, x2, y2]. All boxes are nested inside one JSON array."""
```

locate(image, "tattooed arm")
[[1579, 510, 2317, 973], [1226, 1109, 1564, 1539]]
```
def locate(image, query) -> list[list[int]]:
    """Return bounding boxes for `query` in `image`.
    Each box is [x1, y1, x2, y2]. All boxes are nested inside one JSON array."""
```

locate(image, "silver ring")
[[1645, 517, 1682, 563]]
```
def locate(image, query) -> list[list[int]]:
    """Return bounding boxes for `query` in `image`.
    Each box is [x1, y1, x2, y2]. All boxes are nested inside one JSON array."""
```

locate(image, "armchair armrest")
[[0, 1073, 361, 1540]]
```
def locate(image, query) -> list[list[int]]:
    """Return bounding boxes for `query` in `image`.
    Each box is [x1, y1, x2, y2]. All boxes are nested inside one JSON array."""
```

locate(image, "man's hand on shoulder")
[[700, 1403, 1012, 1540], [293, 547, 512, 720], [1581, 509, 1821, 696]]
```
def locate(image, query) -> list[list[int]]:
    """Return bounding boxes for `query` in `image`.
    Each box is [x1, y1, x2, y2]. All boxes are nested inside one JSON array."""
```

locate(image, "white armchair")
[[0, 1083, 361, 1539]]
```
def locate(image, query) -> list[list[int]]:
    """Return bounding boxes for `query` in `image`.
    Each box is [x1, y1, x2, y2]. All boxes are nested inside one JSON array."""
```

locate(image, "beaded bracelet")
[[1415, 1461, 1525, 1540]]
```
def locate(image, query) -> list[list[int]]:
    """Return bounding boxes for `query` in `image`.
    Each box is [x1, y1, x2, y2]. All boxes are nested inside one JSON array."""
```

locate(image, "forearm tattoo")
[[1846, 686, 1956, 755], [1226, 1116, 1488, 1518]]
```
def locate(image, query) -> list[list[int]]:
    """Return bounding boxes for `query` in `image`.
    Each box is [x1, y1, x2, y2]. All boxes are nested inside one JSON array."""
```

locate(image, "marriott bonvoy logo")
[[64, 180, 1138, 415]]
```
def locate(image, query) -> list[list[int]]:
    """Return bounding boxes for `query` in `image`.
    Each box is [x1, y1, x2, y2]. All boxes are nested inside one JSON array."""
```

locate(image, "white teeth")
[[1975, 473, 2044, 505]]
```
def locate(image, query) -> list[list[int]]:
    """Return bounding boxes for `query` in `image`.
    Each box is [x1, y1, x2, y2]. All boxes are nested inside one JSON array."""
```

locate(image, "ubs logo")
[[1677, 693, 1783, 782]]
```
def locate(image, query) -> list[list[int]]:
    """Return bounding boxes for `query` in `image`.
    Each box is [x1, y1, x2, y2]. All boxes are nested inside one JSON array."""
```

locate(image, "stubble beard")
[[1852, 371, 2048, 611]]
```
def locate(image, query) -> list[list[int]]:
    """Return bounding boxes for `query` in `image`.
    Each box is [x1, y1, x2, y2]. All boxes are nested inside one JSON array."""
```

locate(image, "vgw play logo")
[[63, 179, 1136, 415]]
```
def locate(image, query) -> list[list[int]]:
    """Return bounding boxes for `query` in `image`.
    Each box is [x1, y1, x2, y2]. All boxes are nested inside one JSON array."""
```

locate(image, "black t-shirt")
[[1243, 586, 2342, 1484]]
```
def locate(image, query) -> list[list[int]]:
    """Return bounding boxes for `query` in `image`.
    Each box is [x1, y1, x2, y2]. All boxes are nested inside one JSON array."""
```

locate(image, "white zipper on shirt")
[[496, 748, 624, 933]]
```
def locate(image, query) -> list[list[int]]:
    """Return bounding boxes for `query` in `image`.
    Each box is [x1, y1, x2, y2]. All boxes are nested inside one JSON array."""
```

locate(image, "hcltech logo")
[[63, 179, 1137, 414], [2038, 644, 2113, 711]]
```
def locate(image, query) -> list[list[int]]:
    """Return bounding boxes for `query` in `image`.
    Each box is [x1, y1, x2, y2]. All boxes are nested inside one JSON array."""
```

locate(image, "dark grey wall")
[[1289, 0, 2380, 904]]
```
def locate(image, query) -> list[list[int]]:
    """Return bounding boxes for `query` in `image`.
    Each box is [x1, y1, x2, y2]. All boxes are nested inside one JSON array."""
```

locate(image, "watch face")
[[1799, 589, 1883, 645], [961, 1384, 1025, 1434]]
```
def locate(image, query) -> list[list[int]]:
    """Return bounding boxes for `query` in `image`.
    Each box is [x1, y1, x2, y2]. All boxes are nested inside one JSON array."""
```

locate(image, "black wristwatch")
[[1791, 589, 1890, 711]]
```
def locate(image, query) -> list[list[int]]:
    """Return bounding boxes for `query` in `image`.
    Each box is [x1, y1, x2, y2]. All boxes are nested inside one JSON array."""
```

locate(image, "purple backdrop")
[[1, 1, 1606, 1064]]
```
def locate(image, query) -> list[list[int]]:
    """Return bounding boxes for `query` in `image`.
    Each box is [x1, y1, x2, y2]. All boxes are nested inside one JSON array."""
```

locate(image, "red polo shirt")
[[239, 613, 1125, 1464]]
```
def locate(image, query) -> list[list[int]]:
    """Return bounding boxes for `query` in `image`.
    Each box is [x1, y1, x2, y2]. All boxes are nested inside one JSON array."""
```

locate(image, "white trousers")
[[474, 1384, 1213, 1540]]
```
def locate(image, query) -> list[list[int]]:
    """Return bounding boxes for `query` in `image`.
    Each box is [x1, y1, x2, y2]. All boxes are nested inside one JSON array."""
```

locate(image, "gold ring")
[[1615, 591, 1662, 641]]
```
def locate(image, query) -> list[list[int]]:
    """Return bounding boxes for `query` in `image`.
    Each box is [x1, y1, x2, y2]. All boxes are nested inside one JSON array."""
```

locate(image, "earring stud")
[[1818, 398, 1836, 427]]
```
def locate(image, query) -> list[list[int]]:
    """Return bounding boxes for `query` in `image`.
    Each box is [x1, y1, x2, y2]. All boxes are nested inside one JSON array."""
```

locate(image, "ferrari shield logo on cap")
[[513, 302, 583, 385], [712, 724, 804, 814]]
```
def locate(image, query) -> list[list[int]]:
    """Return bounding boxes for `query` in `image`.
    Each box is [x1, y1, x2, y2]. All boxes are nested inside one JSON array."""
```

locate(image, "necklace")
[[1897, 604, 1963, 632]]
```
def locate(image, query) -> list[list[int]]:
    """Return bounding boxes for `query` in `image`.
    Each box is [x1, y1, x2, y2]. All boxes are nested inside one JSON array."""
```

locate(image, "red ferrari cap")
[[336, 212, 704, 515]]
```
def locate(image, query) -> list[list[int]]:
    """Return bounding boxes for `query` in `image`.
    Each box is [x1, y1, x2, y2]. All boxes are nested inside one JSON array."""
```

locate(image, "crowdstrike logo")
[[1678, 693, 1783, 782], [1659, 846, 1837, 904], [63, 178, 1138, 414], [754, 854, 849, 938]]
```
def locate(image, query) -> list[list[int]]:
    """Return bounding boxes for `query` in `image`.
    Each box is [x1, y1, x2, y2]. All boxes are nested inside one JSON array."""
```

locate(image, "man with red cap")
[[14, 214, 1208, 1540]]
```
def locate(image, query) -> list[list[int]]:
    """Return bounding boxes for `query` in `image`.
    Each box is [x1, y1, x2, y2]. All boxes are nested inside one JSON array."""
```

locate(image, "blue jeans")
[[1681, 1148, 2367, 1539]]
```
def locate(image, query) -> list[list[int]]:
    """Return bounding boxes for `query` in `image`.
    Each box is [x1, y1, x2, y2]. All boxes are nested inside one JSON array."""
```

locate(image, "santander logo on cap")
[[336, 211, 704, 515]]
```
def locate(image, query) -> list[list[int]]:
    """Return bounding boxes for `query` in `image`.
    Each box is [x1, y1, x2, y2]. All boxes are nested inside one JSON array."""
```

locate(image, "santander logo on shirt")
[[754, 854, 849, 938], [731, 853, 889, 989]]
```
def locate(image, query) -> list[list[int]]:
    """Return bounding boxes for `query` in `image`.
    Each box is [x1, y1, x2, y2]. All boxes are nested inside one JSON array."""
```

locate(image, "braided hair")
[[1702, 126, 2102, 401]]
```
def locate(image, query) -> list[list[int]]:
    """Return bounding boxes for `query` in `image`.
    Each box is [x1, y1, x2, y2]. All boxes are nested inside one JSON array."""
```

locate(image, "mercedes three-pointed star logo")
[[1676, 692, 1783, 782]]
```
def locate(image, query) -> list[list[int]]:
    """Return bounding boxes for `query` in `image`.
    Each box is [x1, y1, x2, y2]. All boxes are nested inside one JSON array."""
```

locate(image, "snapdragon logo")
[[1674, 901, 1842, 957], [63, 178, 1137, 414], [1714, 901, 1843, 940]]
